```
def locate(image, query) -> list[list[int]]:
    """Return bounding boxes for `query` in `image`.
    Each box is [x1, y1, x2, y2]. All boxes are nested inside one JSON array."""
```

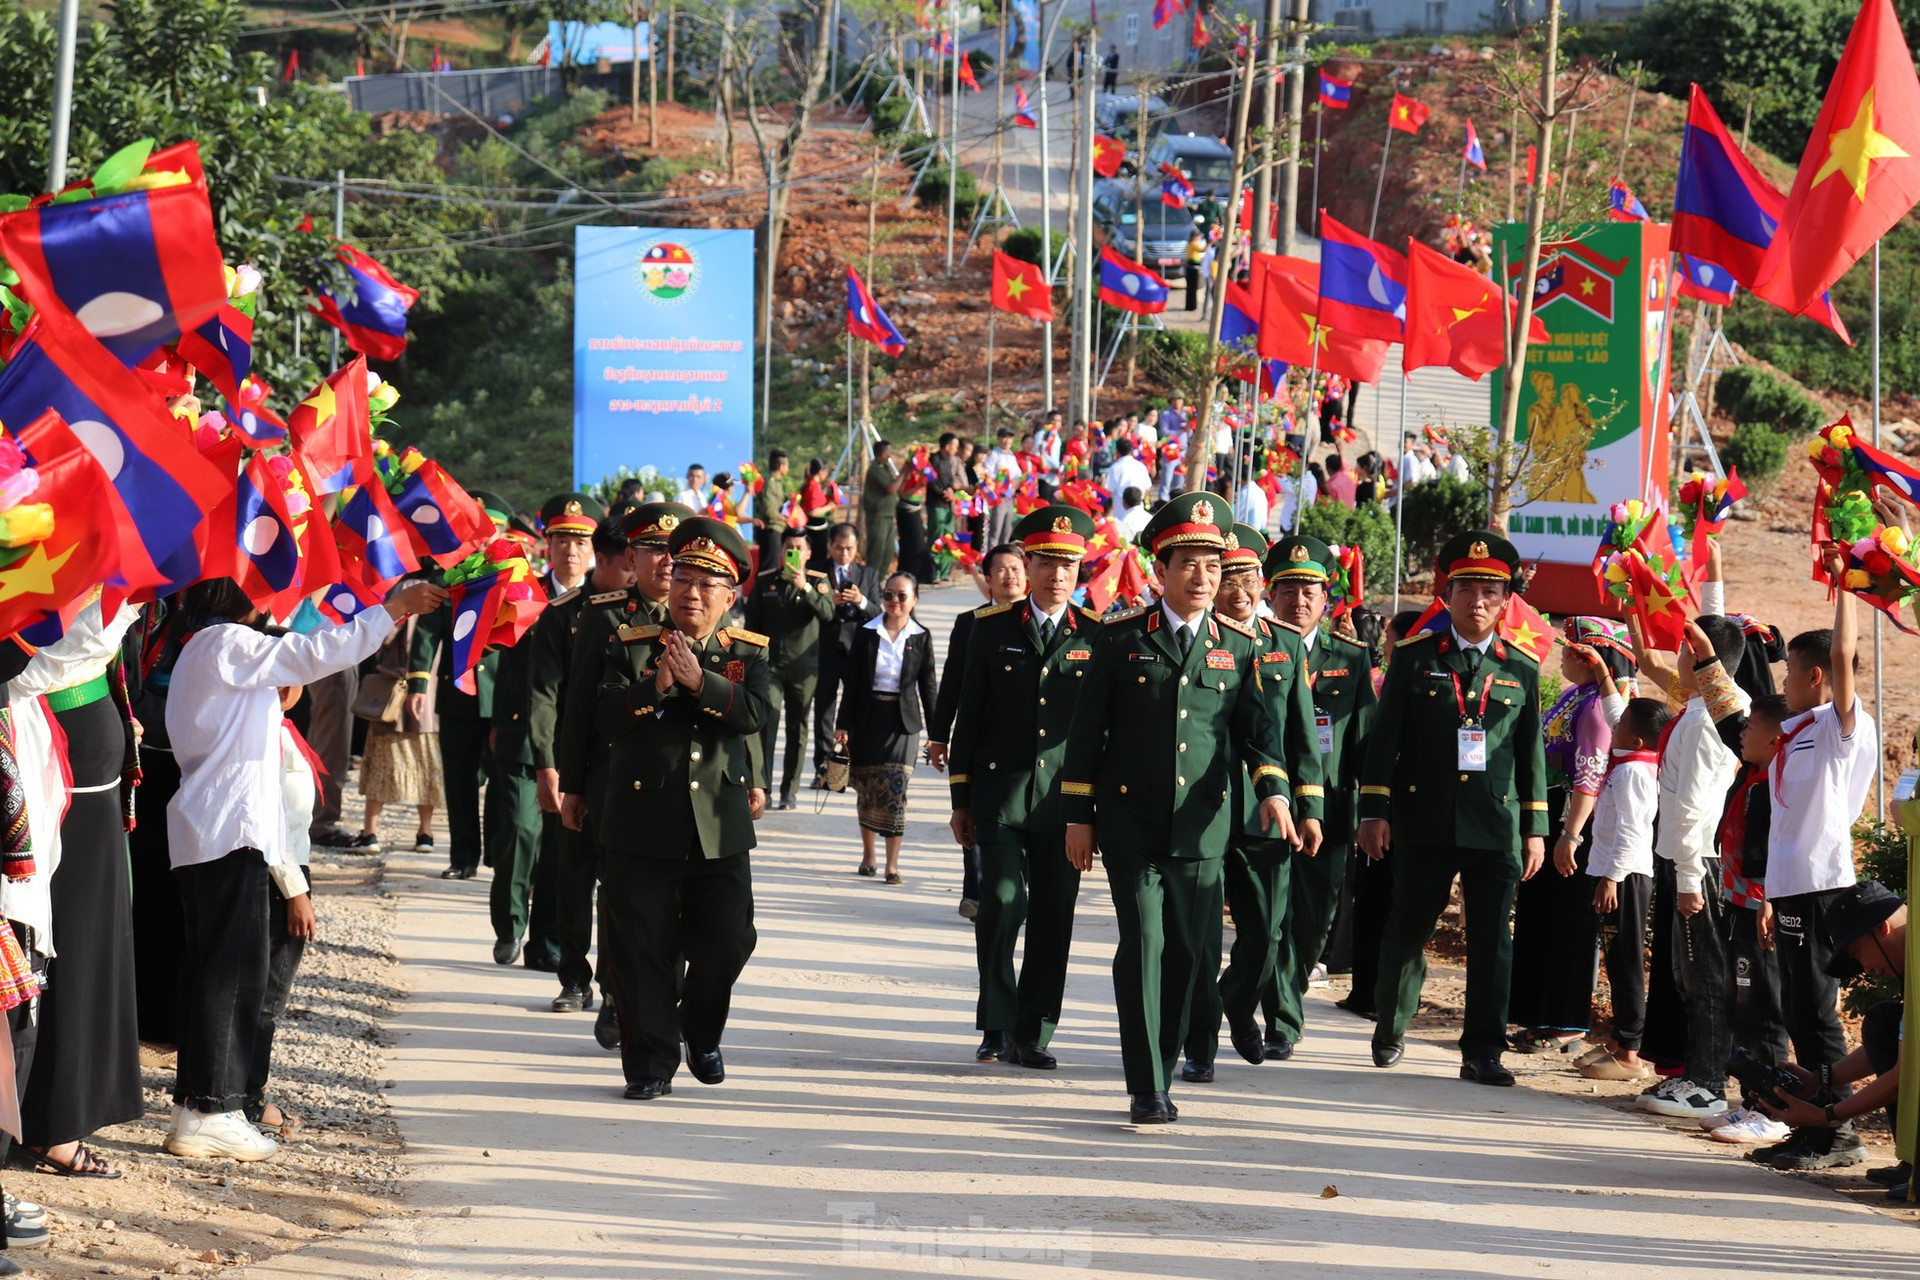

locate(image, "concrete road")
[[245, 584, 1918, 1279]]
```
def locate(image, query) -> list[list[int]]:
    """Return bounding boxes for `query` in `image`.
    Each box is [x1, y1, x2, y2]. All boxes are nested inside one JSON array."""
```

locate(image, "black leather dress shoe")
[[1371, 1040, 1404, 1068], [1264, 1037, 1295, 1061], [1334, 996, 1377, 1021], [550, 985, 592, 1013], [492, 937, 521, 966], [1228, 1016, 1266, 1066], [687, 1049, 725, 1084], [1128, 1091, 1175, 1124], [523, 951, 560, 974], [1179, 1058, 1214, 1084], [1009, 1041, 1057, 1070], [441, 865, 477, 880], [594, 1003, 622, 1050], [1460, 1057, 1515, 1086], [623, 1078, 672, 1100], [976, 1031, 1011, 1062]]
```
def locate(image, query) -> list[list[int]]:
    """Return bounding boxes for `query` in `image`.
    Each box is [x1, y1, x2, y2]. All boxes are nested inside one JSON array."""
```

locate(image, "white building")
[[1311, 0, 1645, 37]]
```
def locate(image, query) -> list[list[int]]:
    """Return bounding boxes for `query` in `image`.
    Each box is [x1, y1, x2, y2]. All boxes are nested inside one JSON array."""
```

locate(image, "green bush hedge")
[[1722, 421, 1789, 479], [1399, 474, 1489, 579], [1001, 226, 1065, 268], [915, 162, 983, 222], [1715, 365, 1825, 436], [1299, 500, 1395, 601]]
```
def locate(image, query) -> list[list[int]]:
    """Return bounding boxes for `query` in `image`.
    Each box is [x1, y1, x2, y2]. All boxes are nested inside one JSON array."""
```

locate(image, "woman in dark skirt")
[[835, 573, 936, 886], [1509, 616, 1637, 1055]]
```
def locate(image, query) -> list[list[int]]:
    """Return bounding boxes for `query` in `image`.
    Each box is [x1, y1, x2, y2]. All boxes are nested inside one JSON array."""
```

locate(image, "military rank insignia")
[[724, 660, 746, 683], [1205, 649, 1234, 670]]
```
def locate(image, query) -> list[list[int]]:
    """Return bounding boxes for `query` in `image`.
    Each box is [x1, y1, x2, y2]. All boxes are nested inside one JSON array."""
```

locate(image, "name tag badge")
[[1458, 728, 1488, 772], [1315, 714, 1334, 755], [1205, 649, 1235, 670]]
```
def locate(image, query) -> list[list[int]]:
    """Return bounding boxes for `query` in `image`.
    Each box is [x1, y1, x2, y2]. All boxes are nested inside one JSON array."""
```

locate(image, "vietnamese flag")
[[1403, 239, 1547, 379], [1752, 0, 1920, 317], [957, 53, 979, 92], [1092, 134, 1126, 178], [1256, 257, 1388, 385], [991, 249, 1053, 322], [288, 357, 373, 495], [1389, 93, 1430, 134], [0, 410, 125, 641]]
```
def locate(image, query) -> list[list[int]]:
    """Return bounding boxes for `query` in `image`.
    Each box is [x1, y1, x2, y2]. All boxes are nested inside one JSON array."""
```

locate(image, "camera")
[[1725, 1046, 1804, 1108]]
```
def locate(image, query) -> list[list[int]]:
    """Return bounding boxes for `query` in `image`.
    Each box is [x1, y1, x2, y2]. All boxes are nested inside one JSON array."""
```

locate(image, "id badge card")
[[1314, 713, 1334, 755], [1457, 727, 1488, 772]]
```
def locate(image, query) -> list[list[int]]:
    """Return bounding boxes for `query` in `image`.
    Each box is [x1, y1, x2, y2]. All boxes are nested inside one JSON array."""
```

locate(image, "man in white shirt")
[[674, 463, 710, 511], [982, 429, 1021, 549], [1116, 487, 1151, 540], [1232, 477, 1269, 534], [1106, 438, 1152, 511], [1759, 559, 1878, 1170], [1274, 467, 1318, 532]]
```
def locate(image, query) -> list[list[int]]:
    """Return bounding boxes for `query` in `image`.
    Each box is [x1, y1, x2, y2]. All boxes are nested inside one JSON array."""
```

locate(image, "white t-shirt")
[[1234, 482, 1269, 533], [1656, 693, 1745, 893], [1107, 454, 1152, 505], [1587, 753, 1659, 881], [1765, 696, 1878, 899], [1118, 505, 1151, 539]]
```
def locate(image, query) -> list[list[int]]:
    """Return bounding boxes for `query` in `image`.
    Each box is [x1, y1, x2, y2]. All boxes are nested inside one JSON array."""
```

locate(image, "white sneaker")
[[1633, 1076, 1688, 1108], [1710, 1109, 1792, 1144], [165, 1108, 279, 1161], [1699, 1106, 1744, 1130], [1640, 1081, 1728, 1119], [1307, 963, 1330, 988]]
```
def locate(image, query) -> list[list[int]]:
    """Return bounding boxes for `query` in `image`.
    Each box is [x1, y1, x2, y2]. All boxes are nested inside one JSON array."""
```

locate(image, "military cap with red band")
[[1013, 504, 1099, 559]]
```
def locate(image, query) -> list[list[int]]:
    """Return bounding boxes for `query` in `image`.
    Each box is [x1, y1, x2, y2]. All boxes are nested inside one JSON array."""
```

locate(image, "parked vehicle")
[[1090, 179, 1200, 277], [1144, 133, 1235, 200], [1093, 93, 1176, 175]]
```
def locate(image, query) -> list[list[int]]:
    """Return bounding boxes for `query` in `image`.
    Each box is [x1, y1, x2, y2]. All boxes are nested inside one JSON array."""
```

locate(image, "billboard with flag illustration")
[[573, 226, 754, 491], [1492, 220, 1674, 614]]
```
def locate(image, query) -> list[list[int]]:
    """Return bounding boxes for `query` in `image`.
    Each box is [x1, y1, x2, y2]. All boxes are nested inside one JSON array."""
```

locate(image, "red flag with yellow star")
[[1, 409, 125, 642], [1092, 134, 1126, 179], [1497, 592, 1555, 665], [1404, 239, 1548, 379], [991, 249, 1054, 322], [1255, 256, 1388, 384], [1753, 0, 1920, 315]]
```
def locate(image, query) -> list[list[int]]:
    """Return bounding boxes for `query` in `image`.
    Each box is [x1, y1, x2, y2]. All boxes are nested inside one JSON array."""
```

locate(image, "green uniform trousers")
[[1371, 843, 1520, 1062], [972, 824, 1080, 1046], [485, 760, 554, 956], [600, 849, 757, 1083], [440, 720, 491, 872], [1184, 839, 1287, 1063], [555, 817, 602, 996], [1103, 846, 1222, 1095], [760, 668, 817, 801], [1263, 839, 1351, 1044]]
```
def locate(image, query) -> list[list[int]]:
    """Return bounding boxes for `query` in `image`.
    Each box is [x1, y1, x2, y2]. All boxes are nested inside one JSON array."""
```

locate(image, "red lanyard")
[[1449, 669, 1495, 724]]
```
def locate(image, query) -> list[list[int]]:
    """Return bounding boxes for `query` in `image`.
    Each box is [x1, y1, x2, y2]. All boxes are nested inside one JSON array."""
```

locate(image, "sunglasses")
[[880, 592, 913, 602]]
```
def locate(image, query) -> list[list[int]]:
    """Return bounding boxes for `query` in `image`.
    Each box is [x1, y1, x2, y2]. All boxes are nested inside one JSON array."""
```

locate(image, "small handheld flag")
[[308, 244, 418, 363], [845, 266, 907, 356], [1014, 86, 1037, 129], [1159, 163, 1194, 210]]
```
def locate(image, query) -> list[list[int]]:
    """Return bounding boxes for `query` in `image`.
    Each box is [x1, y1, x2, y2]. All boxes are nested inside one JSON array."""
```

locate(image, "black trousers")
[[441, 717, 491, 872], [600, 848, 757, 1083], [247, 880, 310, 1107], [1597, 871, 1653, 1051], [813, 644, 851, 770], [1772, 889, 1852, 1072], [555, 817, 602, 996], [174, 850, 271, 1114], [131, 747, 185, 1045], [1641, 860, 1688, 1069], [1342, 846, 1393, 1016], [1661, 858, 1731, 1092], [1508, 791, 1599, 1033], [1726, 901, 1789, 1066]]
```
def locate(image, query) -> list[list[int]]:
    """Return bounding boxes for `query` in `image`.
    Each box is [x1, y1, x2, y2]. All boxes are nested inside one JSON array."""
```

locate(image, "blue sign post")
[[573, 226, 756, 491]]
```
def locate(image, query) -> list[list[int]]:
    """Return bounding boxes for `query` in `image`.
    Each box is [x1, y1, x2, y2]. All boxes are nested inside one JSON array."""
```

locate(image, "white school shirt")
[[1765, 696, 1877, 900], [1656, 692, 1745, 894], [1587, 753, 1659, 882], [1107, 454, 1152, 505], [864, 615, 926, 693], [166, 609, 395, 871]]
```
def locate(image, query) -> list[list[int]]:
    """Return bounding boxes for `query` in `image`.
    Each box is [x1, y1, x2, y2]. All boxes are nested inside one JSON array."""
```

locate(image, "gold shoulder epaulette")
[[589, 590, 630, 605], [724, 626, 770, 648], [1327, 631, 1366, 653], [1217, 614, 1255, 638], [1105, 605, 1149, 624], [1268, 617, 1304, 634], [617, 623, 662, 644], [548, 586, 581, 607], [1504, 641, 1542, 666], [807, 569, 828, 578], [974, 602, 1013, 618], [1076, 606, 1102, 623], [1395, 629, 1438, 649]]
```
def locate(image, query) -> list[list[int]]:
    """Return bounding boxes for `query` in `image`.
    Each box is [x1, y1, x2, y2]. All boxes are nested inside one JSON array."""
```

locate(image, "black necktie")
[[1177, 624, 1192, 654], [1463, 645, 1483, 680], [1040, 616, 1055, 645]]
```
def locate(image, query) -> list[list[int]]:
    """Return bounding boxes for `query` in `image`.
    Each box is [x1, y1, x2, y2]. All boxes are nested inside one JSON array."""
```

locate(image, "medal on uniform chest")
[[1204, 648, 1234, 670], [724, 659, 745, 683]]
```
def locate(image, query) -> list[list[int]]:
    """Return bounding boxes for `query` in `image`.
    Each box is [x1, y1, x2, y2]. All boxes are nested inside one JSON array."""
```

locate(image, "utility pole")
[[1035, 0, 1066, 411], [1275, 0, 1308, 254], [1250, 0, 1280, 254], [1072, 34, 1097, 427], [331, 167, 346, 367]]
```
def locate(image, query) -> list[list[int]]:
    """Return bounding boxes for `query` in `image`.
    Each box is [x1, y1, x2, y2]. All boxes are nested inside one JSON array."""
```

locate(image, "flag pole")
[[1393, 368, 1406, 610], [45, 0, 79, 190], [331, 168, 346, 367], [986, 296, 997, 433], [1872, 239, 1885, 819], [1291, 344, 1321, 534], [1456, 148, 1466, 209], [1309, 102, 1323, 240], [1367, 114, 1392, 241], [945, 0, 960, 277]]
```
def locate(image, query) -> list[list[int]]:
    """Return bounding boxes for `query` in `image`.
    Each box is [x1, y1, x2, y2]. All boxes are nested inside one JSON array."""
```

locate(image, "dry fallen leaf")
[[1320, 1185, 1339, 1199]]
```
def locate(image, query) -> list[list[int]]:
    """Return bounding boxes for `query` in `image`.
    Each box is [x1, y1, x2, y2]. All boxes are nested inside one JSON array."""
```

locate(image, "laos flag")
[[846, 266, 907, 356], [1098, 246, 1169, 314], [177, 303, 254, 405], [1316, 213, 1408, 343], [333, 479, 419, 587], [0, 140, 227, 368], [1676, 254, 1737, 306], [227, 453, 303, 608], [309, 244, 419, 363], [1317, 72, 1351, 109]]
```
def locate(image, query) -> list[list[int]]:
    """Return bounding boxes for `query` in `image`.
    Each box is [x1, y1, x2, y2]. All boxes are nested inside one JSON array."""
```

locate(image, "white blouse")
[[865, 615, 926, 693]]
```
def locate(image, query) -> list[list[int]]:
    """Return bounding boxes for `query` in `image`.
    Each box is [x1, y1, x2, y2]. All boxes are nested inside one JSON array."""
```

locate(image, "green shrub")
[[869, 95, 912, 137], [1715, 366, 1825, 436], [915, 162, 982, 222], [1299, 500, 1395, 603], [1399, 474, 1489, 579], [1722, 421, 1789, 479], [1001, 226, 1065, 269]]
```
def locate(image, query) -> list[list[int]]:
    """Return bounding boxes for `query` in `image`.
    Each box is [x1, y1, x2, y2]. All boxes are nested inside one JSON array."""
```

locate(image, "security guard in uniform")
[[1259, 533, 1377, 1058], [596, 517, 770, 1099], [742, 516, 833, 810], [1358, 530, 1547, 1086], [410, 489, 513, 880], [1182, 523, 1323, 1080], [948, 505, 1101, 1070], [1060, 493, 1299, 1125], [557, 500, 692, 1048]]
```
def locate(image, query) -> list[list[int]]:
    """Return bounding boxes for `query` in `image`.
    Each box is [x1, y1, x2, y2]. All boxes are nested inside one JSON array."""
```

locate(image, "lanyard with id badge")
[[1451, 666, 1496, 772]]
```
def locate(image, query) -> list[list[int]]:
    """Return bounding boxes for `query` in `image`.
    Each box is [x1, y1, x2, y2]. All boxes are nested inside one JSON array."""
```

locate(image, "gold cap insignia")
[[1469, 539, 1489, 559], [1223, 533, 1240, 551], [1289, 544, 1309, 562], [1193, 500, 1213, 526], [659, 514, 680, 532], [565, 500, 583, 515], [688, 537, 718, 556], [1052, 515, 1073, 534]]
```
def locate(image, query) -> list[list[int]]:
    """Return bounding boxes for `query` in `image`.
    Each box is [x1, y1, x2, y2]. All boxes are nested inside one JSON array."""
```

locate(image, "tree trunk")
[[742, 0, 834, 352], [665, 1, 676, 102], [631, 2, 643, 125]]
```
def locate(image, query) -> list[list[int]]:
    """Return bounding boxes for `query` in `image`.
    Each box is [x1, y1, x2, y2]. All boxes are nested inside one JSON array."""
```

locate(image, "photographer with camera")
[[1750, 880, 1906, 1190]]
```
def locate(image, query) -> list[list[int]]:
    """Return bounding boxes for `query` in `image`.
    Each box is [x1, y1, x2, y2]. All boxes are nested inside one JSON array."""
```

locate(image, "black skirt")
[[1506, 785, 1600, 1034], [21, 695, 143, 1145], [849, 694, 915, 767], [129, 746, 184, 1045]]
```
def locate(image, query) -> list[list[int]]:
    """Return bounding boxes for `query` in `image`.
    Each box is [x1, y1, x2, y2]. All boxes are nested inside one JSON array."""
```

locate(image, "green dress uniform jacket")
[[481, 577, 566, 957], [742, 567, 834, 795], [556, 588, 666, 812], [594, 621, 772, 860], [409, 604, 500, 872], [947, 599, 1100, 1044], [524, 584, 604, 992], [1238, 617, 1325, 838], [1358, 626, 1547, 1063]]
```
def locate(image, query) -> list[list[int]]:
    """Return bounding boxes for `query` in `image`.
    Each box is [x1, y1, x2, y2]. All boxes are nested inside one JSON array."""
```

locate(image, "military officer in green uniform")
[[596, 517, 770, 1099], [557, 500, 691, 1049], [410, 489, 513, 880], [1182, 523, 1323, 1081], [1259, 533, 1377, 1059], [742, 516, 833, 810], [1060, 493, 1300, 1125], [756, 448, 794, 569], [1358, 530, 1547, 1086], [948, 505, 1102, 1070], [528, 513, 636, 1012]]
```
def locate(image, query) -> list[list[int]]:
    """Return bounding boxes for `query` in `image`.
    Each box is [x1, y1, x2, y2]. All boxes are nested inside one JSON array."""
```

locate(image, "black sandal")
[[26, 1143, 121, 1179], [856, 864, 877, 877]]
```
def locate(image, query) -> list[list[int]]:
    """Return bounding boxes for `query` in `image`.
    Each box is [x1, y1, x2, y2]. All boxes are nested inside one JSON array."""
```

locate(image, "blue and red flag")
[[845, 266, 906, 356], [1463, 119, 1486, 171], [176, 302, 253, 405], [0, 141, 227, 369], [227, 374, 288, 447], [391, 457, 494, 566], [1159, 163, 1194, 210], [1608, 179, 1649, 222], [314, 549, 384, 625], [1219, 276, 1260, 364], [288, 358, 374, 495], [1151, 0, 1183, 31], [226, 453, 303, 608], [0, 313, 227, 595], [309, 244, 419, 363], [264, 450, 341, 620], [1676, 254, 1737, 306], [1014, 86, 1037, 129], [1316, 212, 1408, 343], [1317, 72, 1352, 109], [332, 475, 419, 588], [1098, 245, 1169, 314]]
